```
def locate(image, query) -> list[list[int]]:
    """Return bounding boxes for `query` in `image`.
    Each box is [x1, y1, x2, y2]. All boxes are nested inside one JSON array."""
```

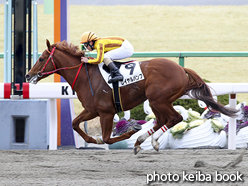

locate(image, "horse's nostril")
[[25, 74, 31, 80]]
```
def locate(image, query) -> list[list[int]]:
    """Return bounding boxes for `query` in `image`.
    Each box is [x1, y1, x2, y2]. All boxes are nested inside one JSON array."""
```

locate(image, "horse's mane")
[[51, 40, 85, 58]]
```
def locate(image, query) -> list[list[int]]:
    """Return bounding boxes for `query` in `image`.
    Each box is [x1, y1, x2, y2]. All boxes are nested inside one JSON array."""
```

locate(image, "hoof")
[[151, 135, 159, 152], [96, 137, 105, 144], [133, 145, 141, 155], [133, 124, 142, 132], [152, 141, 159, 152], [128, 124, 142, 132]]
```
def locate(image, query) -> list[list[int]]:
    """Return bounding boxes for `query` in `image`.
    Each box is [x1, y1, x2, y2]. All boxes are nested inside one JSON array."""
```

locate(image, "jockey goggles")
[[81, 41, 94, 51], [81, 43, 88, 51]]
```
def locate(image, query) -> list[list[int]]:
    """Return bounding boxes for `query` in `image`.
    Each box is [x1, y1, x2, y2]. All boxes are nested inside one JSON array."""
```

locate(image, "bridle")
[[37, 47, 84, 90], [37, 47, 57, 77]]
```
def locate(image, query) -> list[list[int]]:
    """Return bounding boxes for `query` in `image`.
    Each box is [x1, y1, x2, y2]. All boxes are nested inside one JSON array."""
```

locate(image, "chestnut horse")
[[26, 40, 237, 154]]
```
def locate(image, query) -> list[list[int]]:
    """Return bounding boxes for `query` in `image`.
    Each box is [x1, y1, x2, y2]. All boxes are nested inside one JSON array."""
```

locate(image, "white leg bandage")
[[138, 128, 155, 143], [153, 125, 169, 141], [161, 125, 168, 132], [147, 128, 155, 136]]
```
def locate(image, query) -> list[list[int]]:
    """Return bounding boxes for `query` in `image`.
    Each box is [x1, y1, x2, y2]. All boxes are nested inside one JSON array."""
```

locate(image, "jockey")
[[80, 31, 134, 83]]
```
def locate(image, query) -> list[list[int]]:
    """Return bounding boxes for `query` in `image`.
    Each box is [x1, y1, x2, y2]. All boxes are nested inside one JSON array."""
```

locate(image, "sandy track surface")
[[0, 149, 247, 185]]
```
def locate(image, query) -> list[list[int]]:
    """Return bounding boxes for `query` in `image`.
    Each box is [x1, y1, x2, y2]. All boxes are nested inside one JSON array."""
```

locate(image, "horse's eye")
[[39, 58, 44, 62]]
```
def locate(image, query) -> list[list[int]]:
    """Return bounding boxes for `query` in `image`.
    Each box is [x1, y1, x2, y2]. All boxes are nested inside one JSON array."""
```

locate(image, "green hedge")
[[118, 103, 146, 120]]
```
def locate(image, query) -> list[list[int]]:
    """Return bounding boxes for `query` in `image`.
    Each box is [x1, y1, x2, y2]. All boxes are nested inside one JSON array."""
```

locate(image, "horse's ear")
[[46, 39, 51, 49]]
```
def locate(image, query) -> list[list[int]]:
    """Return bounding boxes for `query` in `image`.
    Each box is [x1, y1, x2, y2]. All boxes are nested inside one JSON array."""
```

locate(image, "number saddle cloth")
[[98, 60, 145, 112]]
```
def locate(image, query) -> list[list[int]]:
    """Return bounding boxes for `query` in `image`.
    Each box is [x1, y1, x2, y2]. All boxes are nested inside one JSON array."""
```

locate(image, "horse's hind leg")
[[152, 105, 183, 150], [151, 124, 169, 151], [133, 107, 167, 154], [134, 103, 183, 154], [150, 106, 184, 150], [72, 109, 103, 144]]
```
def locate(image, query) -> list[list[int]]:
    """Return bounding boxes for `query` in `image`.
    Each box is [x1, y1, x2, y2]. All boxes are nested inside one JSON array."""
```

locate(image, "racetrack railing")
[[1, 82, 248, 150], [1, 51, 248, 67]]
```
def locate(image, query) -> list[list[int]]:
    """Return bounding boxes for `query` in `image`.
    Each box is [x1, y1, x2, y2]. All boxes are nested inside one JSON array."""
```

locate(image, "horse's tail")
[[183, 67, 238, 117]]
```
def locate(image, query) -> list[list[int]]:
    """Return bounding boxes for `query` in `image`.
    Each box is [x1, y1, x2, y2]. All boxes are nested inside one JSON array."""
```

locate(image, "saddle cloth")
[[98, 60, 145, 89]]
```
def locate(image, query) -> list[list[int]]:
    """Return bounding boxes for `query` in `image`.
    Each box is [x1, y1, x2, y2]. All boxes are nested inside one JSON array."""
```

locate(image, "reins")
[[71, 63, 84, 90], [38, 47, 86, 90]]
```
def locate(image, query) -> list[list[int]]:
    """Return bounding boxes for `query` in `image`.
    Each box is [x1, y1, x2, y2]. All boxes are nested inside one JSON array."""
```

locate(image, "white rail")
[[1, 82, 248, 150]]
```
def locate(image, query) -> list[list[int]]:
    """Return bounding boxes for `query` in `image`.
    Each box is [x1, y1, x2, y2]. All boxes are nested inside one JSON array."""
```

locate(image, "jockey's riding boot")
[[108, 62, 124, 83]]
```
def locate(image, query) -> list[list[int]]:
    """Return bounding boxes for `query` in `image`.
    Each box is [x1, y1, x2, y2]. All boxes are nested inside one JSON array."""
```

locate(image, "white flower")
[[145, 112, 156, 121], [189, 110, 201, 117], [170, 121, 188, 134], [189, 120, 204, 129], [211, 119, 224, 133], [187, 110, 202, 122]]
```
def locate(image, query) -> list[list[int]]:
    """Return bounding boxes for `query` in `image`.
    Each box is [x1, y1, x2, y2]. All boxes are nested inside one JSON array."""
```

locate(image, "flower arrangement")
[[170, 108, 227, 139], [112, 118, 146, 136], [211, 119, 224, 133], [170, 109, 205, 139], [187, 110, 202, 122], [189, 120, 204, 129], [203, 109, 221, 119], [170, 121, 189, 139], [223, 104, 248, 135]]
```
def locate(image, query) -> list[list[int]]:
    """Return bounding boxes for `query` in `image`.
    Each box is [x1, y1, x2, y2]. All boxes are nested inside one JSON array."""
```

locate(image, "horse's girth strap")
[[112, 82, 123, 113]]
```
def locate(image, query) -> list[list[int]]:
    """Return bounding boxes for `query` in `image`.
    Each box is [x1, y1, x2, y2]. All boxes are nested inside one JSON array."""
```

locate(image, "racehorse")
[[26, 40, 237, 154]]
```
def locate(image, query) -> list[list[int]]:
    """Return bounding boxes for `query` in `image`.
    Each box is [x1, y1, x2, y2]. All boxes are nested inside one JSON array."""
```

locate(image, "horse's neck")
[[55, 53, 98, 91], [54, 52, 86, 86]]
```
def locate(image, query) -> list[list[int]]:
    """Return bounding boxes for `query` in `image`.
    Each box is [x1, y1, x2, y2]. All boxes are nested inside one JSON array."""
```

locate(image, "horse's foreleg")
[[72, 109, 100, 144]]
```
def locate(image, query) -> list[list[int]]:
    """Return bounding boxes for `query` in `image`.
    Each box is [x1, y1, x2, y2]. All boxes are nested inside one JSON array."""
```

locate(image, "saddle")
[[102, 60, 135, 113], [98, 59, 144, 113]]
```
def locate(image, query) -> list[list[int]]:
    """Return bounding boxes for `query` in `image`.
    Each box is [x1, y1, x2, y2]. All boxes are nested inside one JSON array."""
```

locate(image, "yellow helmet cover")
[[80, 31, 98, 44]]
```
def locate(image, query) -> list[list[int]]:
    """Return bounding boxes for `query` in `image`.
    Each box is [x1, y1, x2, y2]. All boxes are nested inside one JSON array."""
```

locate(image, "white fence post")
[[228, 94, 237, 150], [49, 98, 58, 150]]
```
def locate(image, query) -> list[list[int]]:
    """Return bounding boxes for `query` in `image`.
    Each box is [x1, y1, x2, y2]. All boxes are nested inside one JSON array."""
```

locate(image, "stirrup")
[[108, 75, 123, 83]]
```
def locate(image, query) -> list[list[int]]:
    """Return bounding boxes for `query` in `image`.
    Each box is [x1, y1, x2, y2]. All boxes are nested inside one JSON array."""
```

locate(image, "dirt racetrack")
[[0, 148, 247, 186]]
